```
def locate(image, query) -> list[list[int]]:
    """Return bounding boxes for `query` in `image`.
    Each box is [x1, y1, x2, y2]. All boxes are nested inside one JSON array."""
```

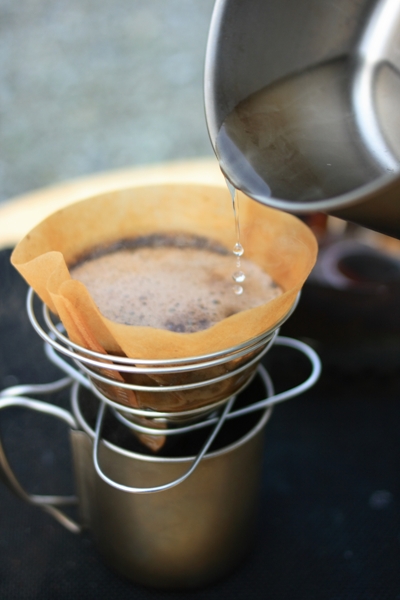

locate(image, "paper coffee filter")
[[11, 183, 317, 361]]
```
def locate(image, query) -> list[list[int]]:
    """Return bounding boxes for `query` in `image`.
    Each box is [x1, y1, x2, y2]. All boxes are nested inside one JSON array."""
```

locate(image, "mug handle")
[[0, 379, 81, 533]]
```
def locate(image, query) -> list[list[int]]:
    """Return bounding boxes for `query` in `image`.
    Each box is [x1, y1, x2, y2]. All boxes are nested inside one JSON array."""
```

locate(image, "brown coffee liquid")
[[71, 234, 282, 333]]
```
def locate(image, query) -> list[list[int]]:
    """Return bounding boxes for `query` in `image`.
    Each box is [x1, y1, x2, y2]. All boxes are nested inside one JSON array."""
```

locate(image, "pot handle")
[[0, 379, 81, 533]]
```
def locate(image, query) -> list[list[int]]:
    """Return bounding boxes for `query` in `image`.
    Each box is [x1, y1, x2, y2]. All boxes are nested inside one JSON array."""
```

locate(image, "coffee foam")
[[71, 234, 282, 333], [11, 183, 317, 362]]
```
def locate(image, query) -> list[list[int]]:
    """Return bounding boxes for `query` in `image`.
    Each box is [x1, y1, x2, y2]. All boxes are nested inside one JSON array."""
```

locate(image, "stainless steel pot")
[[205, 0, 400, 238]]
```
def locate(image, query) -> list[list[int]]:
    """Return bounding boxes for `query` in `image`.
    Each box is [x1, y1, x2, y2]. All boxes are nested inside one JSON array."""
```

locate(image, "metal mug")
[[205, 0, 400, 238], [69, 375, 272, 589], [0, 336, 321, 589]]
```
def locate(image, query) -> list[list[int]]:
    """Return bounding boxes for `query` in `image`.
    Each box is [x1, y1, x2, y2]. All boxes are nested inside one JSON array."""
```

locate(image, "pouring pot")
[[205, 0, 400, 238]]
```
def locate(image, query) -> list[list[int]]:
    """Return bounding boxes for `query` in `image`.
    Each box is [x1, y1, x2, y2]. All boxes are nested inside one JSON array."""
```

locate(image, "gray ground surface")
[[0, 0, 215, 203]]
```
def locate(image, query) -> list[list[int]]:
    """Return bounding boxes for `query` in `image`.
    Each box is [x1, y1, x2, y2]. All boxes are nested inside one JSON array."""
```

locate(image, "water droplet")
[[232, 270, 245, 283], [226, 180, 245, 295], [233, 242, 244, 257]]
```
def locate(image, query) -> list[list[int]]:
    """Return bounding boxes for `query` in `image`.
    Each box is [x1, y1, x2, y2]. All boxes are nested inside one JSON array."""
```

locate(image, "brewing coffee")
[[71, 233, 282, 333]]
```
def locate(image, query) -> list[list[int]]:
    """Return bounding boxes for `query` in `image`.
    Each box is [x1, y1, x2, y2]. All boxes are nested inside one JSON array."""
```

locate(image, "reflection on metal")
[[205, 0, 400, 236], [353, 0, 400, 172]]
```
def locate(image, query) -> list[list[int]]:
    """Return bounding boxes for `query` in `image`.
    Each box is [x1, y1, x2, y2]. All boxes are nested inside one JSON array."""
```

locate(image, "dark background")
[[1, 248, 400, 599]]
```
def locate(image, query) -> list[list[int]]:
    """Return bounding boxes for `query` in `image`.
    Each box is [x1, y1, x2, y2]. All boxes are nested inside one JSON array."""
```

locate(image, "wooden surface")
[[0, 158, 224, 249]]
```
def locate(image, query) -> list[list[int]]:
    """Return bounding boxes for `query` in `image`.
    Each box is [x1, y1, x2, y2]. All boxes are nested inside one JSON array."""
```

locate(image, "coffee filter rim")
[[42, 290, 299, 365], [11, 181, 318, 360]]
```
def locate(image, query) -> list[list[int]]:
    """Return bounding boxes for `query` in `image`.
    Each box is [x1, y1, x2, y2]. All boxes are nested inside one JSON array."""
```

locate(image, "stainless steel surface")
[[70, 377, 272, 589], [205, 0, 400, 237], [0, 369, 274, 589]]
